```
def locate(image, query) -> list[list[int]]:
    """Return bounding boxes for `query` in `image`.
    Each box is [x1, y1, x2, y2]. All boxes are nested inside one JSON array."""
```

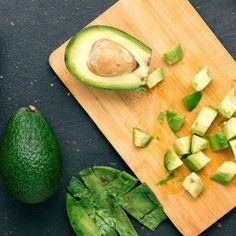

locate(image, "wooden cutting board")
[[49, 0, 236, 235]]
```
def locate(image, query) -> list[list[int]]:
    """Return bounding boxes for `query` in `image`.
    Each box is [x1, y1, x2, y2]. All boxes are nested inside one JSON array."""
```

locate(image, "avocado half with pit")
[[65, 25, 152, 90]]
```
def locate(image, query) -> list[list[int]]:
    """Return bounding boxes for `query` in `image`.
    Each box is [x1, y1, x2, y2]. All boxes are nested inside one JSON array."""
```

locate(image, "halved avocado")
[[65, 25, 152, 90]]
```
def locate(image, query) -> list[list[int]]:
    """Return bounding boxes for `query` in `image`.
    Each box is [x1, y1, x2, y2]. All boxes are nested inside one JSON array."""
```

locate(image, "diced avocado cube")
[[192, 66, 212, 91], [191, 106, 218, 136], [208, 131, 229, 151], [67, 176, 90, 199], [182, 173, 204, 198], [191, 135, 209, 153], [229, 139, 236, 160], [174, 136, 191, 156], [163, 43, 183, 65], [119, 184, 166, 231], [223, 117, 236, 140], [211, 161, 236, 185], [164, 149, 183, 171], [132, 128, 153, 148], [166, 111, 186, 133], [185, 151, 211, 172], [183, 91, 202, 111], [146, 67, 164, 89], [218, 88, 236, 118]]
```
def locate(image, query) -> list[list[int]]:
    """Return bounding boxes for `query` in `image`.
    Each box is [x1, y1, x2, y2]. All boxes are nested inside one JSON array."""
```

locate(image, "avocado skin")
[[0, 107, 62, 204]]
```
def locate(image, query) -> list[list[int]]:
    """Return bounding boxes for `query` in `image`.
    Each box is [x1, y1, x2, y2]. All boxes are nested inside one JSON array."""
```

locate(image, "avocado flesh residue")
[[157, 173, 176, 185], [66, 166, 166, 235], [157, 111, 166, 124]]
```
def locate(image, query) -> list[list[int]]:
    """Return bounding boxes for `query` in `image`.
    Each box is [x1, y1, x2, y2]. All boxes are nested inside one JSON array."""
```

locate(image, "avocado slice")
[[92, 213, 117, 236], [208, 131, 229, 151], [174, 136, 191, 156], [164, 149, 183, 171], [119, 184, 167, 231], [185, 151, 211, 172], [93, 166, 121, 185], [218, 88, 236, 118], [132, 128, 153, 148], [211, 161, 236, 185], [191, 105, 218, 136], [65, 25, 152, 90], [191, 135, 209, 153], [66, 194, 100, 236], [182, 173, 204, 198], [146, 67, 164, 89], [0, 105, 62, 204], [192, 66, 212, 91], [163, 43, 183, 65], [183, 91, 202, 111], [223, 117, 236, 140], [107, 171, 138, 198], [67, 176, 90, 199]]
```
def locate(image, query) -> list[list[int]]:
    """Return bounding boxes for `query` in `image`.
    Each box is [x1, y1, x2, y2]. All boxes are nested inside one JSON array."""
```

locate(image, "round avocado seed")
[[87, 39, 137, 77]]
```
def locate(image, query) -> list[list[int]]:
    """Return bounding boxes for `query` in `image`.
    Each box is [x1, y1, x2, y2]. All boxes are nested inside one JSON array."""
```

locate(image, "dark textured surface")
[[0, 0, 235, 235]]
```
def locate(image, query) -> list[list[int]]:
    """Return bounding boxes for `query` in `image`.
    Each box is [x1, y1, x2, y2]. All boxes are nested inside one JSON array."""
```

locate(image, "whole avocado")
[[0, 105, 62, 204]]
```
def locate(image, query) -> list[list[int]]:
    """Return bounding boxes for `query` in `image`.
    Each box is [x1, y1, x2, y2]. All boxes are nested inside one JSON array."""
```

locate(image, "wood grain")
[[49, 0, 236, 235]]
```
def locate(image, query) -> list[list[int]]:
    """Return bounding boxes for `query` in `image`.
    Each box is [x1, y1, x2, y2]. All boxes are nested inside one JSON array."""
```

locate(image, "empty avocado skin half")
[[65, 25, 152, 90]]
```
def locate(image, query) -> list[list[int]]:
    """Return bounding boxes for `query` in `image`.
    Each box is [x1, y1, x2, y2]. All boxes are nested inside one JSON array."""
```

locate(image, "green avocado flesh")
[[146, 67, 164, 89], [119, 184, 167, 231], [183, 91, 202, 111], [166, 111, 186, 133], [163, 43, 183, 65], [66, 166, 166, 235], [211, 161, 236, 185], [185, 151, 211, 172], [182, 173, 204, 198], [164, 149, 183, 171], [191, 135, 209, 153], [157, 173, 176, 185], [157, 111, 166, 124], [191, 105, 218, 136], [0, 106, 62, 204], [132, 128, 153, 148], [208, 131, 229, 152], [65, 25, 152, 90]]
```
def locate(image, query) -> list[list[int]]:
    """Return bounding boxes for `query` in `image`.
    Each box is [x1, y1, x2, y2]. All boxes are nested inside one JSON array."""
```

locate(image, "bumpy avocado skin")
[[0, 107, 62, 204]]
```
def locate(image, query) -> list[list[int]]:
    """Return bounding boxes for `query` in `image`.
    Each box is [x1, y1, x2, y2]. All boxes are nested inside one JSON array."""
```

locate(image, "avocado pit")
[[87, 39, 137, 77]]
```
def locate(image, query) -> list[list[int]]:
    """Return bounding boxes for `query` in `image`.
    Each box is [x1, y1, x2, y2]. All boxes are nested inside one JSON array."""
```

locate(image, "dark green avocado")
[[0, 105, 62, 204]]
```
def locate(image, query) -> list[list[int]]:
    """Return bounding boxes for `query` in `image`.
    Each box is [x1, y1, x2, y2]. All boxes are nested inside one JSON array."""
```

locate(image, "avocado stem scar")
[[28, 105, 36, 112]]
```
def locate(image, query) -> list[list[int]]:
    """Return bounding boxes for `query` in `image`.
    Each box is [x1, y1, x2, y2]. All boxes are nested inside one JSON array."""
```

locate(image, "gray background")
[[0, 0, 235, 235]]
